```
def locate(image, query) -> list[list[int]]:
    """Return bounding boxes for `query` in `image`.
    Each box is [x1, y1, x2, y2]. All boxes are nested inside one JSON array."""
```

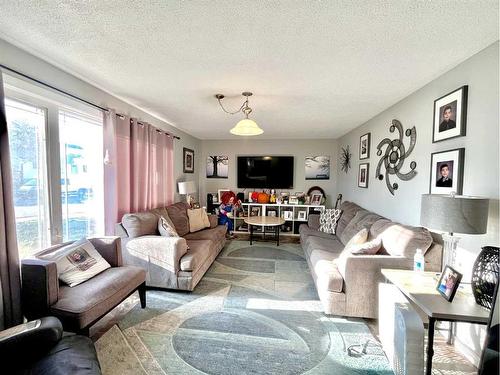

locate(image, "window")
[[4, 74, 104, 258]]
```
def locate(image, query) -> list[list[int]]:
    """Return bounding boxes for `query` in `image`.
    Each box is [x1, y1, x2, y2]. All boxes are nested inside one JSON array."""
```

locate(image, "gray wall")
[[0, 39, 201, 202], [336, 41, 499, 363], [199, 139, 338, 206]]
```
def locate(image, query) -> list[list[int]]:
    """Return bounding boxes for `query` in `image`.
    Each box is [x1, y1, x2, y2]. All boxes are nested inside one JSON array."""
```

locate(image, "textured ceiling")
[[0, 1, 498, 139]]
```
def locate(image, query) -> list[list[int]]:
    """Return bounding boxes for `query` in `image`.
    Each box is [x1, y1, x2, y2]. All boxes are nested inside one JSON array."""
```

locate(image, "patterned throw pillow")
[[319, 209, 342, 234], [158, 216, 179, 237], [38, 238, 111, 287]]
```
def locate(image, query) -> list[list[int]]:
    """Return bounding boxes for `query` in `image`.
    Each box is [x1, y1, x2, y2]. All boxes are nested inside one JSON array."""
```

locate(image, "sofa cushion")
[[309, 249, 344, 292], [299, 224, 335, 242], [38, 238, 111, 287], [50, 266, 146, 328], [180, 240, 215, 271], [335, 201, 363, 237], [166, 202, 191, 236], [377, 222, 433, 258], [158, 216, 179, 237], [187, 208, 210, 232], [183, 225, 227, 241], [339, 211, 370, 245], [121, 211, 158, 238], [305, 236, 344, 256], [349, 237, 382, 255]]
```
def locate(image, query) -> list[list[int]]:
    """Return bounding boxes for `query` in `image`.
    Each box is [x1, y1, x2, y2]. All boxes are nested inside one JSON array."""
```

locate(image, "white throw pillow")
[[38, 238, 111, 287], [158, 216, 179, 237], [349, 237, 382, 255], [319, 209, 342, 234], [187, 208, 211, 232]]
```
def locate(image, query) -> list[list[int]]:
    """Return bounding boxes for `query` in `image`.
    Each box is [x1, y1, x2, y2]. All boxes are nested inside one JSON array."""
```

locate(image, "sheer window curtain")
[[0, 72, 22, 329], [103, 111, 174, 235]]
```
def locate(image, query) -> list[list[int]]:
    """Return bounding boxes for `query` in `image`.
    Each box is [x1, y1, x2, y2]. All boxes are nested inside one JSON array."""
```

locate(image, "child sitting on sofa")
[[219, 191, 241, 238]]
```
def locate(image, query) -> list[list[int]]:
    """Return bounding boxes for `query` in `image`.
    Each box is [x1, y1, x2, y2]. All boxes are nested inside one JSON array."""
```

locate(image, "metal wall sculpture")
[[340, 145, 352, 173], [376, 119, 417, 195]]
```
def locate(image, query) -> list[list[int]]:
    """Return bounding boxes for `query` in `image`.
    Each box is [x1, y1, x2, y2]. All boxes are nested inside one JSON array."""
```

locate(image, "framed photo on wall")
[[359, 133, 370, 159], [183, 148, 194, 173], [433, 86, 468, 143], [429, 148, 464, 194], [358, 163, 369, 188]]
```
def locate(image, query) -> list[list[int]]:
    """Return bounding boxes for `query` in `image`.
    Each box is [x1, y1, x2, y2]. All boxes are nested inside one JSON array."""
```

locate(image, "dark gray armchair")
[[21, 237, 146, 335], [0, 316, 101, 374]]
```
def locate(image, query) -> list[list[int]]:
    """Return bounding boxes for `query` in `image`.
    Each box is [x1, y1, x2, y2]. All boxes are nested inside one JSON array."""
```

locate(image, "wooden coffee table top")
[[244, 216, 285, 226]]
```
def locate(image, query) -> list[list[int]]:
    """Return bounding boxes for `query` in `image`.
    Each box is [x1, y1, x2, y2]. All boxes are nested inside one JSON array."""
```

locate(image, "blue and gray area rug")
[[96, 240, 392, 374]]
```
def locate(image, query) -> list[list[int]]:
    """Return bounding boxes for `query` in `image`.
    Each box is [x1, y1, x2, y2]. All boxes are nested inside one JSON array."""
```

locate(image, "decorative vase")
[[471, 246, 499, 309]]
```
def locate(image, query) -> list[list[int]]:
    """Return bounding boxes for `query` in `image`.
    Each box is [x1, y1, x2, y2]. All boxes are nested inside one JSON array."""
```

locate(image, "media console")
[[229, 202, 325, 236]]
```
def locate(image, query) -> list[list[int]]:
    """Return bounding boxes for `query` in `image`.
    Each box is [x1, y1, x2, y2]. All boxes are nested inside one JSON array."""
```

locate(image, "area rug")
[[95, 240, 392, 375]]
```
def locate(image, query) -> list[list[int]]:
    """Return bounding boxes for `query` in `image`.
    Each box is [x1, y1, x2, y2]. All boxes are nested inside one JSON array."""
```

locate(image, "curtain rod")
[[0, 63, 181, 140]]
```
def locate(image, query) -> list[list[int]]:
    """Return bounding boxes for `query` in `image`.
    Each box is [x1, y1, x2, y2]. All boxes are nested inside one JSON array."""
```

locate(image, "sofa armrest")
[[21, 259, 59, 321], [308, 214, 320, 230], [125, 235, 188, 273], [208, 214, 218, 229], [339, 255, 413, 318], [89, 236, 122, 267], [0, 316, 62, 363]]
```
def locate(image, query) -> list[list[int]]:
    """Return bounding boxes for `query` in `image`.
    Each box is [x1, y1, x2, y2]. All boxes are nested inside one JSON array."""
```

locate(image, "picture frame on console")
[[217, 189, 230, 204], [433, 85, 468, 143], [183, 148, 195, 173], [359, 133, 370, 159], [429, 148, 464, 194], [437, 265, 462, 302], [310, 193, 323, 206], [358, 163, 369, 188]]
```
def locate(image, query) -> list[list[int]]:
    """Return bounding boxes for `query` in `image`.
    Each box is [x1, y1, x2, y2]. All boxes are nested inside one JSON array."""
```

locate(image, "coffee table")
[[244, 216, 285, 246]]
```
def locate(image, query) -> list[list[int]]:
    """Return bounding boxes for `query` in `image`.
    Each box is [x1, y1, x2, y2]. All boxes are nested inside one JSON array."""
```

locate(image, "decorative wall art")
[[429, 148, 464, 195], [358, 163, 369, 188], [375, 119, 417, 195], [340, 145, 352, 173], [206, 155, 229, 178], [359, 133, 371, 160], [433, 86, 468, 143], [305, 156, 330, 180], [183, 148, 194, 173]]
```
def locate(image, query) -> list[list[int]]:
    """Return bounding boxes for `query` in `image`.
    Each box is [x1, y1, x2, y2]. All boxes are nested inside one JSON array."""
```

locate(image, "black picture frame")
[[183, 147, 194, 173], [358, 163, 369, 188], [429, 148, 465, 195], [436, 265, 463, 302], [359, 133, 370, 160], [432, 85, 468, 143]]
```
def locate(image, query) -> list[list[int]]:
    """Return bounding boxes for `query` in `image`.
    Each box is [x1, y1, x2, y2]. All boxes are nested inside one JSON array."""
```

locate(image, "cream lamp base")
[[442, 233, 460, 270]]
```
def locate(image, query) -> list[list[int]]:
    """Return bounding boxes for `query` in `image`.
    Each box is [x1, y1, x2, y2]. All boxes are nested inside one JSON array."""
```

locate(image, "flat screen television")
[[237, 156, 294, 188]]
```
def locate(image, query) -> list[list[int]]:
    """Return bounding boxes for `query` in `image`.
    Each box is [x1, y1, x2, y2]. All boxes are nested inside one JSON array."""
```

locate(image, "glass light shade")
[[230, 118, 264, 136]]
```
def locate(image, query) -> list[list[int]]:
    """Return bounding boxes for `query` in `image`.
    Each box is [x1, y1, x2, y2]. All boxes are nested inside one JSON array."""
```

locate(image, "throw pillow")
[[319, 209, 342, 234], [187, 208, 211, 232], [38, 239, 111, 287], [344, 227, 369, 252], [349, 237, 382, 255], [158, 216, 179, 237]]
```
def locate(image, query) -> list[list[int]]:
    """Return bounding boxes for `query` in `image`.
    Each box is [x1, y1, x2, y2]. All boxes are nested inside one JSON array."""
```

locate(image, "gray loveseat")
[[300, 201, 442, 319], [115, 202, 226, 291]]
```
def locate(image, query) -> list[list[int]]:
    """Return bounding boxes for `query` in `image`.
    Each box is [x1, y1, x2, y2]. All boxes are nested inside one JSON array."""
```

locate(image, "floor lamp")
[[420, 194, 489, 270]]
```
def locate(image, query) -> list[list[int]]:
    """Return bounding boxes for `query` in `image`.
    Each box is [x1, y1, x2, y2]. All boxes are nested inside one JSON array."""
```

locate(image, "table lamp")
[[420, 194, 489, 270], [178, 181, 196, 207]]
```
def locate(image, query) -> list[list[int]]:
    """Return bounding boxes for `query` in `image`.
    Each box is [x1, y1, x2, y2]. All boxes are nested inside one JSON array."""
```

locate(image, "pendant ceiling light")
[[215, 92, 264, 136]]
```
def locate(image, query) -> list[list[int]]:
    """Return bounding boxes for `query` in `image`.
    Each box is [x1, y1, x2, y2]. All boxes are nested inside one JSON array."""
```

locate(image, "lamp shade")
[[178, 181, 196, 195], [420, 194, 489, 234], [230, 118, 264, 136]]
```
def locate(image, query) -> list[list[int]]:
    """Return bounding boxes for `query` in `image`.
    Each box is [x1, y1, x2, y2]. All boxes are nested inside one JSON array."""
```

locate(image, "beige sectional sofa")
[[300, 201, 442, 319], [115, 202, 226, 291]]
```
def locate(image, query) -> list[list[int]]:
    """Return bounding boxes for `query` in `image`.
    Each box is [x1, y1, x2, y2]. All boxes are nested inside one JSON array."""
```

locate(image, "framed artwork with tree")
[[207, 155, 229, 178]]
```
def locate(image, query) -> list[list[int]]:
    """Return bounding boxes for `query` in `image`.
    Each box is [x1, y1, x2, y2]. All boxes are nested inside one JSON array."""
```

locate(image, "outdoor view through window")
[[6, 95, 104, 259]]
